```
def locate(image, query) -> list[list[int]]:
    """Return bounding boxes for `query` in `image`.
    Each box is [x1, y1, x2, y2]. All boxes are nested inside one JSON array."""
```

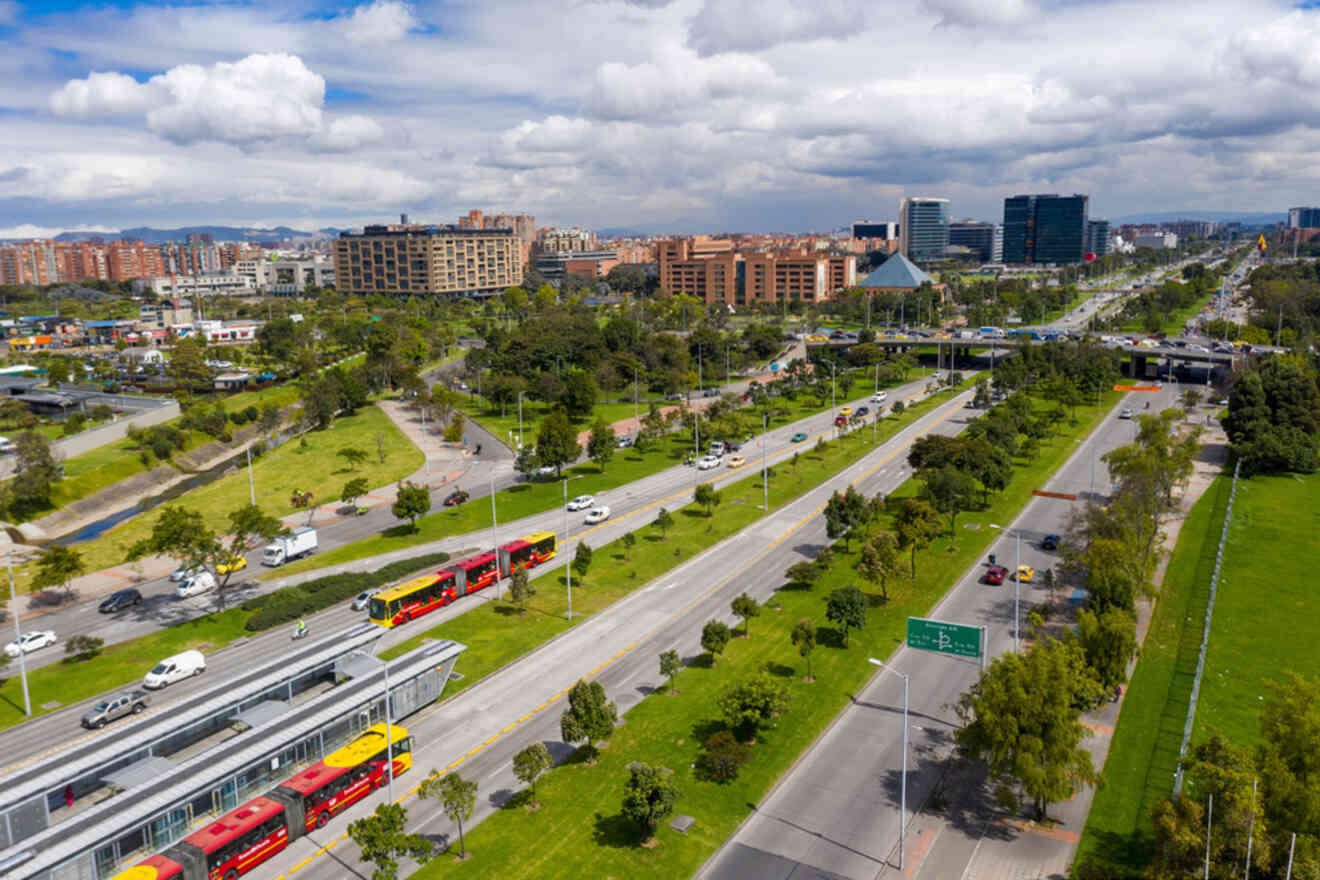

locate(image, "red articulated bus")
[[446, 551, 499, 595], [368, 570, 459, 627], [269, 723, 412, 832], [119, 797, 289, 880], [497, 531, 558, 578]]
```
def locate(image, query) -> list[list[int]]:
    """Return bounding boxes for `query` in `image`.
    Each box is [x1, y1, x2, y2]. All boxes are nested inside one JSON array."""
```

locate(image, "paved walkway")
[[904, 412, 1231, 880]]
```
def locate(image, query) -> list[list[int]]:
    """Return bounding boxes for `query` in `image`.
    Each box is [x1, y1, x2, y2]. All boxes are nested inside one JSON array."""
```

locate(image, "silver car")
[[82, 691, 150, 729]]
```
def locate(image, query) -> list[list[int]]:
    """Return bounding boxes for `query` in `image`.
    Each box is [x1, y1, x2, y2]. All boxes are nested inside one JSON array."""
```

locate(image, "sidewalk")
[[905, 417, 1231, 880]]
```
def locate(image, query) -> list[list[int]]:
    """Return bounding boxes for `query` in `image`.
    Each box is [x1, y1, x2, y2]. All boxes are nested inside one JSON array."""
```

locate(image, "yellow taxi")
[[1016, 564, 1035, 583], [217, 555, 248, 575], [839, 406, 853, 417], [727, 455, 746, 468]]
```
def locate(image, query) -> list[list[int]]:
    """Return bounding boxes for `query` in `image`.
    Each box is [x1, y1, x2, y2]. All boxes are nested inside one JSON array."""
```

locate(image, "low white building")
[[132, 273, 256, 297], [1133, 232, 1178, 249], [234, 256, 334, 294]]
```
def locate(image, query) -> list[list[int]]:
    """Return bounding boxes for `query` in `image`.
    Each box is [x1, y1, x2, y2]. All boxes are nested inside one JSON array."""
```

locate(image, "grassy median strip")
[[1074, 469, 1232, 877], [407, 390, 1121, 879], [378, 387, 961, 691], [271, 374, 930, 577]]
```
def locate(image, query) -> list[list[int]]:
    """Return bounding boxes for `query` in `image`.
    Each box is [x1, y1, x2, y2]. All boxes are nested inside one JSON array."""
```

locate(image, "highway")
[[697, 383, 1182, 880], [0, 371, 950, 767], [248, 373, 986, 880]]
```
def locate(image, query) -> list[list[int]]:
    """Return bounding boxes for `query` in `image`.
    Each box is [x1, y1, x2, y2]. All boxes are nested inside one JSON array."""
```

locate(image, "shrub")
[[64, 634, 104, 662], [243, 405, 260, 422], [229, 410, 248, 425], [242, 552, 451, 631], [698, 730, 750, 782]]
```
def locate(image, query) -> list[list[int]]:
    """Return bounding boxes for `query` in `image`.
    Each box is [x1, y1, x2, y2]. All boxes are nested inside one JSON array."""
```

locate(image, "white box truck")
[[261, 527, 318, 567], [175, 571, 216, 599]]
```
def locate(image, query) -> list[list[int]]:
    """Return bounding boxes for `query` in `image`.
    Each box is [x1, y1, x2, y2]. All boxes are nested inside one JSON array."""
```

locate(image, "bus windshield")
[[368, 597, 388, 620]]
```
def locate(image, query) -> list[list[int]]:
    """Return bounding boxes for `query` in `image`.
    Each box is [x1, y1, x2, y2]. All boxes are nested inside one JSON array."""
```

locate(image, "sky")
[[0, 0, 1318, 237]]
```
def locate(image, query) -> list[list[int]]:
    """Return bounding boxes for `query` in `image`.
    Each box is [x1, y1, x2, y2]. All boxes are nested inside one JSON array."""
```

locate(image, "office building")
[[1001, 194, 1089, 264], [897, 198, 950, 263], [1133, 232, 1178, 249], [235, 256, 335, 294], [332, 223, 523, 298], [1085, 220, 1110, 258], [657, 237, 854, 306], [992, 224, 1004, 262], [948, 221, 996, 263], [852, 221, 899, 240], [132, 273, 256, 298], [1288, 207, 1320, 229]]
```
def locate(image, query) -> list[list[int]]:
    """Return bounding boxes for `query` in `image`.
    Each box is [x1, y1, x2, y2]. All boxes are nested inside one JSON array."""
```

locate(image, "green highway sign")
[[907, 617, 982, 659]]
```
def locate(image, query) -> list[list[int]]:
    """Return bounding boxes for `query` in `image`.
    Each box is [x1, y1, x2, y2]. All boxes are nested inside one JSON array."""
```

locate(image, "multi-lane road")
[[0, 372, 946, 767], [698, 383, 1182, 880]]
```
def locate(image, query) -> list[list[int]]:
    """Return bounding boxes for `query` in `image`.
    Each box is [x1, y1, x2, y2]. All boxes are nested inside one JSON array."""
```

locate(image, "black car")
[[855, 406, 869, 417], [1041, 534, 1060, 551], [98, 588, 142, 613]]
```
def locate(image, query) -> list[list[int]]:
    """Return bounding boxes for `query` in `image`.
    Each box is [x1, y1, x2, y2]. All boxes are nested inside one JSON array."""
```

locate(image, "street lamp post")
[[868, 657, 909, 872], [357, 653, 397, 803], [563, 478, 572, 621], [517, 392, 524, 450], [8, 551, 31, 716], [489, 470, 501, 601], [990, 523, 1023, 654]]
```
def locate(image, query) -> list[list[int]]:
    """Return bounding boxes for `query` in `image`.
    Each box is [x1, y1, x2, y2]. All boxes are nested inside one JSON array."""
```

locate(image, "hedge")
[[242, 552, 450, 631]]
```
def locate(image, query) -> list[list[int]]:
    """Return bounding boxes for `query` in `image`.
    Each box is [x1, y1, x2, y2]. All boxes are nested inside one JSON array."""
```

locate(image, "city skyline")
[[1, 0, 1318, 236]]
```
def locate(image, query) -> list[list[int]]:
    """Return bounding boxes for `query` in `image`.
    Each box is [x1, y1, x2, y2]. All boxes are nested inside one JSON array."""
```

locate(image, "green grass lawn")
[[408, 389, 1122, 879], [1118, 289, 1216, 337], [22, 405, 423, 584], [1073, 469, 1232, 878], [1192, 471, 1320, 748], [274, 375, 929, 577]]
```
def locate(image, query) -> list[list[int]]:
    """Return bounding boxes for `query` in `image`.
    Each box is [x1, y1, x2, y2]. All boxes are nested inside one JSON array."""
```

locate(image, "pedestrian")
[[64, 785, 74, 808]]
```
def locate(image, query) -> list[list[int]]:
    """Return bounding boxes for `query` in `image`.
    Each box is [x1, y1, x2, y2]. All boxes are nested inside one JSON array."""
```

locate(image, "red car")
[[834, 414, 848, 427], [443, 490, 470, 507], [983, 565, 1008, 585]]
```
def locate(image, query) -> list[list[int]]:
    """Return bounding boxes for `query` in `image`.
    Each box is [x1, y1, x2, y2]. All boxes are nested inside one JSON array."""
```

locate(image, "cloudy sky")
[[0, 0, 1317, 236]]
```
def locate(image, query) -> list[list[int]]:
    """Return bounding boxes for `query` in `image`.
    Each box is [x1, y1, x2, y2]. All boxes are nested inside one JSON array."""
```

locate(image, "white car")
[[872, 391, 888, 402], [170, 565, 203, 583], [697, 455, 721, 470], [352, 588, 382, 611], [567, 494, 595, 512], [584, 506, 611, 524], [5, 630, 56, 658]]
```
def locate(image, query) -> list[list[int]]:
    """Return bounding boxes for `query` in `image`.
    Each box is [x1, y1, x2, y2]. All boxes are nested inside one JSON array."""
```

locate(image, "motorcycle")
[[292, 626, 309, 641]]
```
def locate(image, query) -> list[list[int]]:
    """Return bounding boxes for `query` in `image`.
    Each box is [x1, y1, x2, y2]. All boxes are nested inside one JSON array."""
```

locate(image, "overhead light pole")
[[990, 523, 1022, 653], [8, 552, 31, 716], [868, 657, 909, 872]]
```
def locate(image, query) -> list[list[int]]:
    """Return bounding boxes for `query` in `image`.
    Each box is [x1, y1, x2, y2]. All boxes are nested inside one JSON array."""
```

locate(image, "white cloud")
[[686, 0, 865, 56], [587, 45, 782, 120], [49, 71, 160, 117], [922, 0, 1033, 28], [339, 0, 419, 44], [314, 114, 387, 151], [0, 223, 116, 240]]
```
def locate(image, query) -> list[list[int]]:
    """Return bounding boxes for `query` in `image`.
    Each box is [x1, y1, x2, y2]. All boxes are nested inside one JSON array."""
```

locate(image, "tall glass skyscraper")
[[898, 198, 950, 263], [1001, 194, 1089, 264]]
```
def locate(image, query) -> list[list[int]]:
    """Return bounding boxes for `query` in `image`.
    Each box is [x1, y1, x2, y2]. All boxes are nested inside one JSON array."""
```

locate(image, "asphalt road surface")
[[0, 372, 950, 766], [696, 383, 1182, 880]]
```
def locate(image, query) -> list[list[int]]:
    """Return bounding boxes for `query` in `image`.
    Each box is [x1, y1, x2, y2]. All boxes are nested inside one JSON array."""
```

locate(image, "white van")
[[143, 649, 205, 689], [175, 571, 216, 599]]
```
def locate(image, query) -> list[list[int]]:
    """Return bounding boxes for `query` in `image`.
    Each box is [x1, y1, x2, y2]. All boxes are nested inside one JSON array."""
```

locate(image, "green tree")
[[1075, 607, 1138, 693], [391, 481, 431, 532], [8, 430, 60, 516], [337, 446, 368, 471], [347, 803, 433, 880], [659, 649, 682, 693], [823, 486, 867, 550], [424, 771, 477, 859], [1257, 672, 1320, 878], [718, 672, 791, 740], [620, 763, 680, 843], [1223, 358, 1320, 475], [32, 545, 85, 602], [512, 743, 553, 809], [694, 482, 721, 518], [653, 506, 673, 540], [825, 585, 867, 647], [167, 335, 211, 389], [559, 678, 618, 763], [587, 417, 615, 472], [572, 541, 593, 585], [509, 565, 534, 614], [785, 561, 820, 588], [893, 498, 944, 578], [559, 368, 598, 419], [791, 617, 817, 681], [341, 477, 370, 507], [699, 731, 750, 782], [621, 531, 636, 561], [954, 637, 1103, 819], [701, 619, 731, 664], [730, 592, 760, 637], [533, 406, 580, 476], [921, 465, 978, 539], [64, 634, 104, 662], [856, 531, 902, 602]]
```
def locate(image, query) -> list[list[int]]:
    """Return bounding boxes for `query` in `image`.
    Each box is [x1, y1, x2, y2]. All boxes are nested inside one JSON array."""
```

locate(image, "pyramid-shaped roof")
[[858, 253, 934, 289]]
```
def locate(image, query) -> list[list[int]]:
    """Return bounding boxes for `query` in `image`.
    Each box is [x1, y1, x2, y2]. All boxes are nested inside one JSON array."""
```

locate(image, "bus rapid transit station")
[[0, 637, 465, 880], [0, 624, 389, 853]]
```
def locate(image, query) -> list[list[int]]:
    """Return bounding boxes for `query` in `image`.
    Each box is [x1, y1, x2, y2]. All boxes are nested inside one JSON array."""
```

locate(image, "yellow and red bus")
[[368, 570, 459, 627], [497, 530, 557, 578], [110, 724, 411, 880]]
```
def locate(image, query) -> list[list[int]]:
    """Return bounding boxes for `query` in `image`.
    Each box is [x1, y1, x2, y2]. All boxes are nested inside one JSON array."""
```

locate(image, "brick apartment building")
[[333, 223, 523, 297], [657, 236, 856, 306]]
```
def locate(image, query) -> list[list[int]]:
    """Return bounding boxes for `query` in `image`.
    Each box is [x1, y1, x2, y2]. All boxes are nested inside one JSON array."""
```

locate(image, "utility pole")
[[7, 552, 30, 716], [489, 470, 500, 601], [868, 658, 908, 872], [563, 478, 572, 620], [246, 446, 255, 506], [761, 413, 768, 511]]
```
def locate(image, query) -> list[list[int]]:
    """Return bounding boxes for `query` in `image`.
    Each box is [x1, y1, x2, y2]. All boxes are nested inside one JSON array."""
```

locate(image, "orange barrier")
[[1032, 490, 1077, 501], [1112, 385, 1161, 392]]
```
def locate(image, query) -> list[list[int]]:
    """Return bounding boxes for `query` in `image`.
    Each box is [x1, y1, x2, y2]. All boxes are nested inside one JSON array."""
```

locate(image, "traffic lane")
[[701, 387, 1178, 880], [259, 389, 978, 880]]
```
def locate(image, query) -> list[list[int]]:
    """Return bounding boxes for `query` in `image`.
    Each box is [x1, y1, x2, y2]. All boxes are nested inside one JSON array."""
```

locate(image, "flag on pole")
[[1258, 233, 1267, 252]]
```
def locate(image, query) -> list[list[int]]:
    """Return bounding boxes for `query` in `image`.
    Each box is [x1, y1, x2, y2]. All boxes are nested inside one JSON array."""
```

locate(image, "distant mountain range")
[[42, 225, 349, 244], [1110, 211, 1286, 226]]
